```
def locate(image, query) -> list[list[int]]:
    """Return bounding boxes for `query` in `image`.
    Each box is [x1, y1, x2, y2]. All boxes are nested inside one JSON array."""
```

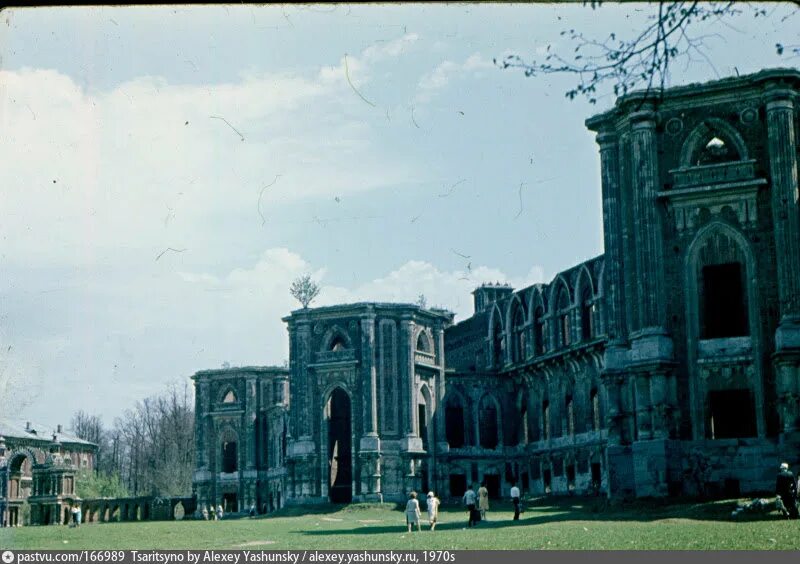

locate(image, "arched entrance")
[[326, 387, 352, 503]]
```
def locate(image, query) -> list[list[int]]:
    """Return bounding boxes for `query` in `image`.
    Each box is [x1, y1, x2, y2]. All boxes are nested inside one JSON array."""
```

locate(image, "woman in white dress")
[[426, 491, 440, 531]]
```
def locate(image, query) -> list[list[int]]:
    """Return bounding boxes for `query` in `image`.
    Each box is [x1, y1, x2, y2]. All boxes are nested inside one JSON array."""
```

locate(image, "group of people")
[[69, 505, 82, 527], [404, 481, 523, 532], [462, 482, 522, 527], [776, 462, 800, 519], [404, 491, 441, 532], [199, 504, 225, 521]]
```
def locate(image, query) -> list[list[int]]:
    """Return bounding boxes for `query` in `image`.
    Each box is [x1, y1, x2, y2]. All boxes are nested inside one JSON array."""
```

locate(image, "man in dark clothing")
[[776, 462, 799, 519]]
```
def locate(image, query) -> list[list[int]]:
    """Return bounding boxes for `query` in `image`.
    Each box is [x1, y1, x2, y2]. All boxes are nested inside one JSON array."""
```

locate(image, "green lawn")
[[2, 498, 798, 550]]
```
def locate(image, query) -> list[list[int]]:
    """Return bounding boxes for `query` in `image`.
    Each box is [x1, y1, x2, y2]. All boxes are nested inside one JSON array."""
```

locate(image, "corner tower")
[[587, 68, 800, 497]]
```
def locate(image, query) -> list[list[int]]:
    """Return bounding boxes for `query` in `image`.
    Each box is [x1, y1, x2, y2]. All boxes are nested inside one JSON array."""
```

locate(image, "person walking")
[[510, 481, 521, 521], [216, 504, 224, 521], [426, 491, 440, 531], [405, 491, 422, 532], [75, 504, 82, 527], [478, 482, 490, 521], [463, 484, 478, 527], [776, 462, 799, 519], [201, 506, 209, 520], [70, 505, 78, 528]]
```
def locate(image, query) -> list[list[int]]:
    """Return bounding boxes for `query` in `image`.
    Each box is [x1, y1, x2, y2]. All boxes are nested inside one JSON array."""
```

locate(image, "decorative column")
[[195, 381, 209, 468], [596, 129, 627, 343], [765, 84, 800, 341], [246, 377, 257, 469], [400, 317, 424, 452], [649, 369, 669, 439], [630, 105, 666, 332], [285, 318, 317, 501], [359, 315, 382, 501], [764, 83, 800, 438]]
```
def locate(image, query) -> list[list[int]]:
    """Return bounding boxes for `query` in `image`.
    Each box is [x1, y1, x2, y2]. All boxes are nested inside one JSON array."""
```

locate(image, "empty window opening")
[[543, 469, 552, 494], [542, 400, 551, 441], [533, 306, 545, 355], [222, 390, 237, 403], [416, 332, 431, 353], [222, 441, 237, 473], [445, 404, 465, 448], [708, 389, 757, 439], [449, 474, 467, 497], [565, 395, 575, 437], [418, 403, 428, 451], [701, 263, 748, 338], [580, 286, 594, 341], [566, 464, 576, 492], [330, 335, 347, 351], [696, 135, 739, 166], [590, 389, 601, 431], [591, 463, 602, 491]]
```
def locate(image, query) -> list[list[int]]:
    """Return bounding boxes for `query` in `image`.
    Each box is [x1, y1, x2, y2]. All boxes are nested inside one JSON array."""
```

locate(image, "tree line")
[[70, 380, 194, 499]]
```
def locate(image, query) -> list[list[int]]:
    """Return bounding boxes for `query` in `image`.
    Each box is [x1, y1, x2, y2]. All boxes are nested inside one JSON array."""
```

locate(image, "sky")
[[0, 3, 796, 427]]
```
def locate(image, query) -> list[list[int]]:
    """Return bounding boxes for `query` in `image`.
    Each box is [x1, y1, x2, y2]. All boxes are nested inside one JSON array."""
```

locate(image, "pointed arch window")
[[695, 135, 739, 166], [491, 315, 504, 368], [701, 262, 748, 338], [512, 305, 527, 363], [590, 388, 601, 432], [580, 285, 595, 341], [533, 306, 545, 355], [222, 390, 237, 404], [479, 397, 499, 449], [330, 335, 348, 352], [416, 332, 432, 353], [557, 287, 571, 348]]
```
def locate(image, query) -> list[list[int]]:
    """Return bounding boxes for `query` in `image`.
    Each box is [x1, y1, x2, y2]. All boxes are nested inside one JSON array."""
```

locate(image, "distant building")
[[193, 68, 800, 509], [0, 420, 96, 526]]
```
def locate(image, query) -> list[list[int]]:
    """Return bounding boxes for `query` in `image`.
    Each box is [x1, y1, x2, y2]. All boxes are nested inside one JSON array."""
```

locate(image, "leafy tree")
[[498, 2, 799, 104], [75, 469, 129, 499], [290, 274, 321, 309]]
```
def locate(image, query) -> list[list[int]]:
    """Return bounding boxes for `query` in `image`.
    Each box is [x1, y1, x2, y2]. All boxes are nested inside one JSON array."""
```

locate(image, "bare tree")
[[416, 294, 428, 308], [498, 2, 799, 104], [290, 274, 321, 309]]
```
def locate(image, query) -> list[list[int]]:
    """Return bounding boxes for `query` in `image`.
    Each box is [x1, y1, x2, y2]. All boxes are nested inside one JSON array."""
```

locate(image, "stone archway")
[[326, 387, 352, 503]]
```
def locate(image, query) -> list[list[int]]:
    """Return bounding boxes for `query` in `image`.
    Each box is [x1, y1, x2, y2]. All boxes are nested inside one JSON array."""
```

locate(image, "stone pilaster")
[[400, 318, 423, 451], [246, 377, 257, 469], [630, 106, 666, 332], [360, 316, 379, 440], [765, 85, 800, 347], [195, 381, 209, 468], [597, 130, 627, 342]]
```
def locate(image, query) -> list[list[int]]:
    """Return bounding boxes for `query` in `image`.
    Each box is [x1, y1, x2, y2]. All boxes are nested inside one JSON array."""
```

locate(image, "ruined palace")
[[192, 68, 800, 512]]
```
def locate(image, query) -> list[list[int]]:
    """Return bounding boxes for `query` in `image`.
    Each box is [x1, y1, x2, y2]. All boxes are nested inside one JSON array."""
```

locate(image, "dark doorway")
[[327, 388, 352, 503], [484, 474, 500, 499], [445, 405, 465, 447], [222, 441, 237, 473], [591, 462, 602, 491], [449, 474, 467, 497], [223, 493, 238, 513], [543, 469, 552, 494], [566, 464, 576, 492], [701, 263, 748, 338], [418, 404, 428, 451], [708, 389, 757, 439]]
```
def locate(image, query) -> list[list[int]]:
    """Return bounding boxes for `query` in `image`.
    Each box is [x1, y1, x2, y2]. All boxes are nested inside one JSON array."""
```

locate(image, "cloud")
[[0, 56, 420, 269], [416, 52, 496, 103]]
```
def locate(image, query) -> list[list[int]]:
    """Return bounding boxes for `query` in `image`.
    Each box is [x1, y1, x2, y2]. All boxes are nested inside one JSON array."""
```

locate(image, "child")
[[426, 491, 440, 531]]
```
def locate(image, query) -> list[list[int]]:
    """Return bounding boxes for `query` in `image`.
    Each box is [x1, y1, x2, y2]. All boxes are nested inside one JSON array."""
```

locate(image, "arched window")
[[512, 305, 527, 363], [557, 287, 571, 348], [491, 314, 504, 368], [222, 390, 237, 404], [222, 440, 237, 473], [533, 306, 545, 355], [590, 388, 601, 432], [542, 400, 551, 441], [580, 285, 594, 341], [565, 395, 575, 437], [445, 396, 466, 448], [416, 332, 432, 353], [330, 335, 347, 351], [479, 396, 499, 449], [519, 403, 529, 445], [695, 136, 739, 166], [701, 262, 748, 338]]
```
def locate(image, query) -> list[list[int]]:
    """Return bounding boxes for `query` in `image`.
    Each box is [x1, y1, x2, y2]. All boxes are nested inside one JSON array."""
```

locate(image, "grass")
[[2, 497, 798, 550]]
